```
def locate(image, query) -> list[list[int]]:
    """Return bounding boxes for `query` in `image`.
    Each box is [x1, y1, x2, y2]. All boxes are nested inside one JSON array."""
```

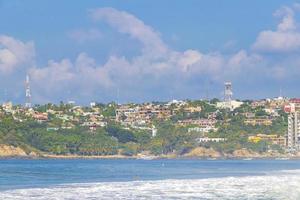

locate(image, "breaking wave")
[[1, 170, 300, 200]]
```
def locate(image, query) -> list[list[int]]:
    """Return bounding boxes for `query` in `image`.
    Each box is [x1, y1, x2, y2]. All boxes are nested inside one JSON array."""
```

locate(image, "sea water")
[[0, 159, 300, 199]]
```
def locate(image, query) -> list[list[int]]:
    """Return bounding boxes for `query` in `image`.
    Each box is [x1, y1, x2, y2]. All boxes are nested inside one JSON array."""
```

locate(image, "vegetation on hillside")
[[0, 99, 288, 157]]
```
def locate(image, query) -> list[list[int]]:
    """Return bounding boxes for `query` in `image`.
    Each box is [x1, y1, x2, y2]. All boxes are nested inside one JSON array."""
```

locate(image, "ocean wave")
[[1, 170, 300, 200]]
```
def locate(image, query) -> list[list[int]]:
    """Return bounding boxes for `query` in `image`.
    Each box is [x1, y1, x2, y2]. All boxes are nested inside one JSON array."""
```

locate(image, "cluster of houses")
[[0, 102, 108, 131], [0, 96, 297, 149], [115, 104, 172, 126]]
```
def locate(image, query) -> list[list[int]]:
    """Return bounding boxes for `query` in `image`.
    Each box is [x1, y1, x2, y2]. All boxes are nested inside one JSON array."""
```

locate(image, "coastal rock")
[[0, 144, 27, 157], [28, 151, 38, 157], [231, 149, 260, 158], [184, 147, 222, 158], [294, 152, 300, 157]]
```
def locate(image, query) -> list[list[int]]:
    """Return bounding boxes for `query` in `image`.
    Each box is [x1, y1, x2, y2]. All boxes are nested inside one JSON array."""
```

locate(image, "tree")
[[106, 125, 137, 143]]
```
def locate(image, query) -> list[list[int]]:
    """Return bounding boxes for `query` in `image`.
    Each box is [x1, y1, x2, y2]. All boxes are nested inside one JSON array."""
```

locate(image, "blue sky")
[[0, 0, 300, 104]]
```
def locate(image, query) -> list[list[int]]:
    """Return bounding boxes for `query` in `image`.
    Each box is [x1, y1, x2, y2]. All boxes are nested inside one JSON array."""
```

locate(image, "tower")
[[25, 74, 31, 108], [224, 82, 233, 105]]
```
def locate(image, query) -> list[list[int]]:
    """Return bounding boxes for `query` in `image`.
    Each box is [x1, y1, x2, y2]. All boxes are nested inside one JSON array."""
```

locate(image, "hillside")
[[0, 99, 290, 158]]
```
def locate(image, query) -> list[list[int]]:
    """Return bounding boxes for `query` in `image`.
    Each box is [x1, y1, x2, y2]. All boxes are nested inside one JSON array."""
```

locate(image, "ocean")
[[0, 159, 300, 199]]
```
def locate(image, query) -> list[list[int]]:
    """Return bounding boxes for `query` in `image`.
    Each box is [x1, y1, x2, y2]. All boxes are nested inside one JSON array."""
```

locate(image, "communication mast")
[[25, 74, 32, 108], [224, 82, 233, 103]]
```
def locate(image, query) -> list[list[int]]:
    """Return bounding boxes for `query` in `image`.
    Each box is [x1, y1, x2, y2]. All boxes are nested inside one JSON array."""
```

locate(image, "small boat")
[[243, 158, 253, 160]]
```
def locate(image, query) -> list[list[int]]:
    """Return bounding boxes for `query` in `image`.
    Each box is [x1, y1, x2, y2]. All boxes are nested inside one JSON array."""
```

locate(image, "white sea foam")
[[1, 170, 300, 200]]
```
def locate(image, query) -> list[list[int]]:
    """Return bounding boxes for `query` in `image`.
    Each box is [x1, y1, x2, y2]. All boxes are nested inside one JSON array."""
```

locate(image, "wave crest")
[[1, 171, 300, 200]]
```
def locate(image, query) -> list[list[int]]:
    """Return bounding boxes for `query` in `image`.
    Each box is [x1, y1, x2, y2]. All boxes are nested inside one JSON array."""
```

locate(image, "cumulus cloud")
[[27, 7, 265, 103], [90, 7, 168, 57], [0, 35, 35, 73], [252, 5, 300, 53], [252, 31, 300, 52], [228, 50, 261, 70], [5, 5, 298, 103], [177, 50, 202, 72], [88, 8, 257, 77], [275, 6, 296, 31]]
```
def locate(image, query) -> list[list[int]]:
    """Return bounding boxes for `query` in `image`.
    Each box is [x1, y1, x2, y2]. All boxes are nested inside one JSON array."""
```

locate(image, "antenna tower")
[[25, 74, 32, 108], [224, 82, 233, 102]]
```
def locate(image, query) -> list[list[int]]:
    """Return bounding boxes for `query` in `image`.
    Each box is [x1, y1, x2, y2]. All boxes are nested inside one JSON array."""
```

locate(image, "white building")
[[188, 127, 218, 133], [196, 137, 227, 143], [216, 100, 243, 111]]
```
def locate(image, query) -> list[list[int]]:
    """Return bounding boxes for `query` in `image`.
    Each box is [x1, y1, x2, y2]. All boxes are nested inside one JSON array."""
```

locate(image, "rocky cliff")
[[184, 147, 222, 158], [0, 144, 37, 157], [230, 149, 260, 158], [184, 147, 284, 158]]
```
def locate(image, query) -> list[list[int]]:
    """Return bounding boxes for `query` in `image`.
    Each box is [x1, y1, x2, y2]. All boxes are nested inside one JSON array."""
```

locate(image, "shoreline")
[[1, 154, 300, 160], [1, 145, 299, 160]]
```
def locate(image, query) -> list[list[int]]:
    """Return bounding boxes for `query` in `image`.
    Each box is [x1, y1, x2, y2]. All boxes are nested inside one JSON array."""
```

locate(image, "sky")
[[0, 0, 300, 105]]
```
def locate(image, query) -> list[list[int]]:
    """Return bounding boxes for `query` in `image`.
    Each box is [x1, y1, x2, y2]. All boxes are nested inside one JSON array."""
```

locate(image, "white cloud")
[[89, 7, 168, 57], [228, 50, 261, 68], [228, 50, 248, 67], [0, 35, 35, 73], [29, 59, 75, 95], [21, 5, 300, 103], [177, 50, 202, 72], [29, 53, 114, 102], [252, 31, 300, 52], [28, 7, 266, 103], [274, 6, 296, 31], [252, 5, 300, 53]]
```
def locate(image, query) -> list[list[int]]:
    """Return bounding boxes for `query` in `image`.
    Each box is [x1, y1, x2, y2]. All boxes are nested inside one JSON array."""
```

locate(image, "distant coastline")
[[0, 98, 299, 160], [1, 144, 299, 160]]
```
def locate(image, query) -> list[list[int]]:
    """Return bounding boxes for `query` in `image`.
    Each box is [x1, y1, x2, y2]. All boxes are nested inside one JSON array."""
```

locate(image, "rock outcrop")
[[230, 149, 260, 158], [0, 144, 28, 157], [184, 147, 222, 158]]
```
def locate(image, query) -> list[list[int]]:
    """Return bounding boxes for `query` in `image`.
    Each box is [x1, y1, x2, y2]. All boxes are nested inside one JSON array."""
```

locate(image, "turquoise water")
[[0, 159, 300, 199]]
